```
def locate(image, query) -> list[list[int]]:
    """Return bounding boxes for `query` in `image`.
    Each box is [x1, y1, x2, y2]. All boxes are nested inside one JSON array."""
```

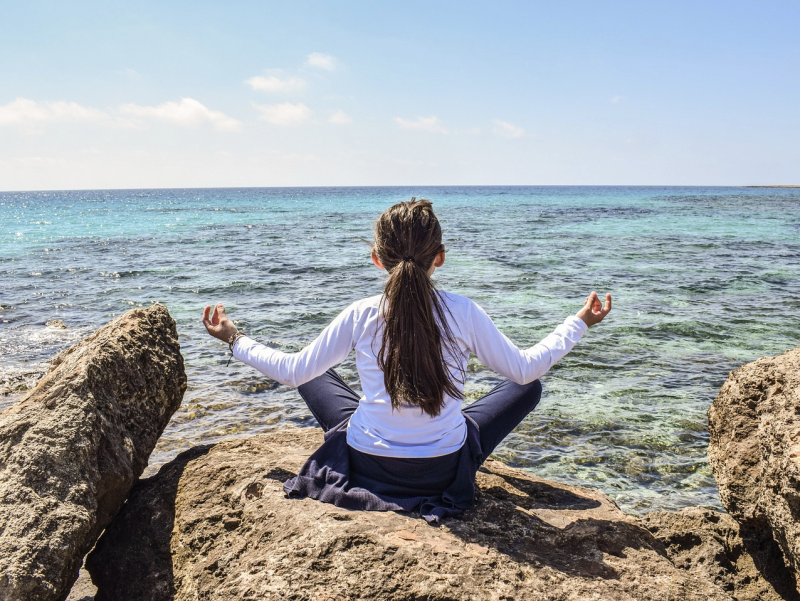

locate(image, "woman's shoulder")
[[437, 290, 476, 309], [436, 291, 482, 321], [330, 296, 382, 332], [355, 294, 383, 308], [344, 294, 383, 316]]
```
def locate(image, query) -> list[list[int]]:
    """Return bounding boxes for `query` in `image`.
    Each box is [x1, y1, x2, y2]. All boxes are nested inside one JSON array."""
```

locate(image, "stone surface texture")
[[65, 569, 96, 601], [88, 428, 736, 601], [0, 304, 186, 601], [640, 507, 800, 601], [708, 345, 800, 589]]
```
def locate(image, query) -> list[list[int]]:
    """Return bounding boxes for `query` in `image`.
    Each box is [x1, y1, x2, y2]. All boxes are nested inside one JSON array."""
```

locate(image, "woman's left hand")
[[202, 303, 238, 342]]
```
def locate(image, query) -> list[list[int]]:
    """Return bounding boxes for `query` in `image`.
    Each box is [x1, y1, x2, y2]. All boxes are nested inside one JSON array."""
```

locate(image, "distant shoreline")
[[743, 185, 800, 188]]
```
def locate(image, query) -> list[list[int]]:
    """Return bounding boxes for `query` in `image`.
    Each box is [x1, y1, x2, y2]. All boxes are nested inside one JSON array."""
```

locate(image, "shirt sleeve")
[[231, 302, 358, 387], [466, 300, 588, 385]]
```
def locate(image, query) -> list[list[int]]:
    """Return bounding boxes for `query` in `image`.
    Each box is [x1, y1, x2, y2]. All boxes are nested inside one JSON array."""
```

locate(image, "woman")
[[202, 198, 611, 522]]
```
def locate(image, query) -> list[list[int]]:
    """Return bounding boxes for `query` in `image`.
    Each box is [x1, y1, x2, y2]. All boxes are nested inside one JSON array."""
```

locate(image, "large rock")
[[708, 346, 800, 587], [88, 428, 734, 601], [0, 304, 187, 601], [640, 507, 800, 601]]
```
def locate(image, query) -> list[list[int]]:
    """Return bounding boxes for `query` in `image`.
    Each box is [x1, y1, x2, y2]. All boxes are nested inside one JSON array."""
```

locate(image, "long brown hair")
[[374, 198, 463, 416]]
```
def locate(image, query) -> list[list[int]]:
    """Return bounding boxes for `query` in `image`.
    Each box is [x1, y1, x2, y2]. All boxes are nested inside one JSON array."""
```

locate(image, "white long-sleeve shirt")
[[233, 292, 588, 458]]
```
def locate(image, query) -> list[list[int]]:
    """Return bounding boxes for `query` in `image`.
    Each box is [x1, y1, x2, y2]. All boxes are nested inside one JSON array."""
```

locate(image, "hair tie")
[[402, 255, 415, 263]]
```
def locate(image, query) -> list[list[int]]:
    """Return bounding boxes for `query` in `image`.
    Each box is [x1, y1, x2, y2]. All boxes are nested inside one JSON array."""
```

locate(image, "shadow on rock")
[[740, 521, 800, 601], [641, 507, 800, 601], [86, 445, 212, 601], [478, 467, 603, 511], [443, 462, 668, 581]]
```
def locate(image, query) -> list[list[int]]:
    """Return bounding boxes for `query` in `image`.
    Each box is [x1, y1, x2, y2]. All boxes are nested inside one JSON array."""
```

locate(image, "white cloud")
[[254, 102, 313, 126], [492, 120, 525, 138], [611, 95, 624, 103], [0, 97, 242, 131], [306, 53, 336, 71], [119, 98, 241, 131], [329, 109, 352, 125], [245, 75, 306, 93], [0, 98, 107, 126], [393, 116, 448, 134]]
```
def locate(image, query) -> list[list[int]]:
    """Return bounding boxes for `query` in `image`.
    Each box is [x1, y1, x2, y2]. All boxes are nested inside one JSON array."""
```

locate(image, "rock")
[[0, 303, 187, 601], [65, 569, 96, 601], [708, 346, 800, 589], [88, 428, 733, 601], [46, 319, 67, 329], [640, 507, 800, 601]]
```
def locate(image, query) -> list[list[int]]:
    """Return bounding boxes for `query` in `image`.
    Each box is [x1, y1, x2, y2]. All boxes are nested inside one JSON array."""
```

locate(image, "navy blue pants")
[[297, 369, 542, 465]]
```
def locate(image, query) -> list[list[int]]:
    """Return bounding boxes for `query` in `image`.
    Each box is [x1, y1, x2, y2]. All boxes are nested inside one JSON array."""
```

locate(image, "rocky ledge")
[[0, 304, 187, 601], [85, 426, 792, 601]]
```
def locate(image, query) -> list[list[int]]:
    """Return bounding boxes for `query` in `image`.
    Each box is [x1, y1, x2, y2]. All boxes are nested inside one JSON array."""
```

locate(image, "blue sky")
[[1, 1, 798, 189]]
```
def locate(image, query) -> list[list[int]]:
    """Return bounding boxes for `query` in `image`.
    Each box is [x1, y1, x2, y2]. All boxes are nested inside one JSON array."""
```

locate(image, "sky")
[[1, 0, 799, 190]]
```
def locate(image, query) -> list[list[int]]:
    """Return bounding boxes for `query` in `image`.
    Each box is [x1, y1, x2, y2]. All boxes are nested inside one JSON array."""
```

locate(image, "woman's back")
[[346, 292, 471, 458]]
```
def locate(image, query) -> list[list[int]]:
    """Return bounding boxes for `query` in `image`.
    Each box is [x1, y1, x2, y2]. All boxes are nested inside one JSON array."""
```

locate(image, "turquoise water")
[[1, 186, 798, 513]]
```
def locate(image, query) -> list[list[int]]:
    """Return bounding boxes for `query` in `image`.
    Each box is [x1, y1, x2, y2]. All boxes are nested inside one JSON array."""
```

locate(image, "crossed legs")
[[297, 369, 542, 462]]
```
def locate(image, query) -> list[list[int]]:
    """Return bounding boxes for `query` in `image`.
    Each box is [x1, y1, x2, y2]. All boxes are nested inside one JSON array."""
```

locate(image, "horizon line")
[[3, 184, 797, 194]]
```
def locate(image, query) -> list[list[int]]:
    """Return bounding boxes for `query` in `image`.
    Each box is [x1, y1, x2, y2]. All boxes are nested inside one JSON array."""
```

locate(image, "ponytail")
[[374, 199, 463, 416]]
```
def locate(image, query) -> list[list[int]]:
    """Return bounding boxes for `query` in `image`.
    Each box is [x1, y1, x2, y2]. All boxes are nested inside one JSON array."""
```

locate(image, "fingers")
[[203, 304, 228, 329], [585, 291, 598, 307], [202, 305, 216, 333], [603, 293, 612, 315], [212, 302, 229, 324]]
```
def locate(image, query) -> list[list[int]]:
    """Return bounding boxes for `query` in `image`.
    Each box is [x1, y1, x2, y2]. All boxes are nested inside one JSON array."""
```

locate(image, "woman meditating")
[[202, 199, 611, 522]]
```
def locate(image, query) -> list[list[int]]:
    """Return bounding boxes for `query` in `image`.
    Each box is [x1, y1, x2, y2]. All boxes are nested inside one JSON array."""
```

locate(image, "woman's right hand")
[[577, 291, 612, 327], [202, 303, 239, 342]]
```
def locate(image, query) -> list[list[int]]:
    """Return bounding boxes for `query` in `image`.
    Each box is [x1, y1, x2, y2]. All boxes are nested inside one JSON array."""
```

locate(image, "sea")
[[1, 186, 798, 514]]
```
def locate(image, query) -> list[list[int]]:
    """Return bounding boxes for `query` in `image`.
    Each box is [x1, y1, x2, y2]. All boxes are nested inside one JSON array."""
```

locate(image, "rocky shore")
[[1, 305, 799, 600]]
